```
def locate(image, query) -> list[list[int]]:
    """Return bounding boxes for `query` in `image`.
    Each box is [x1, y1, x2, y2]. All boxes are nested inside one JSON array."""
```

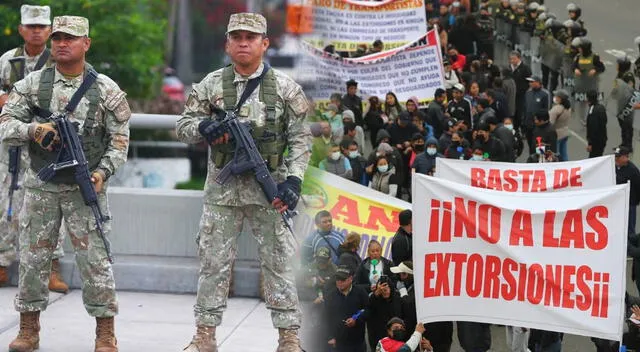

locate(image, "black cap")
[[386, 317, 406, 329], [535, 110, 550, 121], [435, 88, 446, 97], [412, 133, 424, 141], [335, 265, 352, 280], [399, 209, 412, 226], [399, 111, 412, 123], [445, 118, 459, 129], [477, 122, 491, 131], [485, 115, 499, 125], [346, 79, 358, 87], [614, 146, 631, 157]]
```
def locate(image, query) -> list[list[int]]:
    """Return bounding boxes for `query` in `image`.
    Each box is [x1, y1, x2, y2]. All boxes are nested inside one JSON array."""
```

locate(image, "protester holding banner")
[[391, 210, 413, 266], [615, 146, 640, 235]]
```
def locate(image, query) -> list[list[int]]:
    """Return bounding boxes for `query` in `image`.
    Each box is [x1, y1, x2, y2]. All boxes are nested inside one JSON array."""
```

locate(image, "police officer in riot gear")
[[566, 3, 585, 34], [572, 38, 606, 124], [618, 56, 636, 89]]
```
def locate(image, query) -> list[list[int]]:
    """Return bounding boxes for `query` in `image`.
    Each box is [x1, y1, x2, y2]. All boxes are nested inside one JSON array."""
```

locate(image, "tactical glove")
[[198, 119, 229, 145], [276, 176, 302, 211], [30, 122, 58, 150]]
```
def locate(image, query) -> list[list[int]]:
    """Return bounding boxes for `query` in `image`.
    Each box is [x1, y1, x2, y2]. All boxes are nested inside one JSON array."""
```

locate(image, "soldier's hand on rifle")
[[198, 120, 230, 145], [272, 176, 302, 213], [29, 122, 58, 151], [91, 171, 104, 193]]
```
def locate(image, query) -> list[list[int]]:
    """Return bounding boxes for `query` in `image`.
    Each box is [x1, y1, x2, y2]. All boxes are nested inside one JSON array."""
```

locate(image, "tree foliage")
[[0, 0, 168, 99]]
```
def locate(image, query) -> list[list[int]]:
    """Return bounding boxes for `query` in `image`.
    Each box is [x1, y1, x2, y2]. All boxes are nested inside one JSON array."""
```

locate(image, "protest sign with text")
[[413, 174, 628, 340], [434, 156, 615, 192], [300, 29, 445, 108], [294, 167, 410, 259], [305, 0, 427, 52]]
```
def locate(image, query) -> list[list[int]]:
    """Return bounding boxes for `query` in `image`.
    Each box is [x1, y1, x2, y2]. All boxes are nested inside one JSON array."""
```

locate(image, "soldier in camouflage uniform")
[[0, 16, 130, 352], [176, 13, 311, 352], [0, 5, 70, 294]]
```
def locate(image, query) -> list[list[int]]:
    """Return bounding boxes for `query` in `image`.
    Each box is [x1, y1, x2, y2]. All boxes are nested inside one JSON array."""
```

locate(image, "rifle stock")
[[7, 146, 21, 221]]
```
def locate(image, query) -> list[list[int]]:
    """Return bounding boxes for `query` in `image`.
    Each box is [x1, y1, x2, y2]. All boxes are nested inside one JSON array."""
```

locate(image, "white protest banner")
[[306, 0, 427, 52], [412, 174, 629, 340], [300, 29, 445, 108], [433, 155, 615, 192]]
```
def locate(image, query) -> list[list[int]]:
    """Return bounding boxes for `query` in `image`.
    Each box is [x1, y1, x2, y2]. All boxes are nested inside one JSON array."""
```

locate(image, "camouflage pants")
[[194, 204, 301, 329], [14, 187, 117, 317], [0, 170, 65, 266]]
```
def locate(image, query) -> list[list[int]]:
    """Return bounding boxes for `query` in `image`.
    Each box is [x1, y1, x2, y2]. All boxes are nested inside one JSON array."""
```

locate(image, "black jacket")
[[425, 101, 446, 138], [338, 247, 362, 274], [524, 88, 551, 129], [387, 123, 421, 148], [325, 285, 369, 345], [478, 135, 506, 162], [391, 227, 412, 265], [532, 122, 558, 153], [512, 62, 533, 98], [367, 291, 403, 350], [492, 124, 516, 162], [342, 94, 364, 126], [446, 98, 473, 128], [616, 162, 640, 206], [354, 257, 396, 293], [586, 103, 608, 146]]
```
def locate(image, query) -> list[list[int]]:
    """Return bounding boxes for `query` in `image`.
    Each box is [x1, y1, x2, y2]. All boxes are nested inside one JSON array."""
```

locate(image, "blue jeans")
[[557, 137, 569, 162]]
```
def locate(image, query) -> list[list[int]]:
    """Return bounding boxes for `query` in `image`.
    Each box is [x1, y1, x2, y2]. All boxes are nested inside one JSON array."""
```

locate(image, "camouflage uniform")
[[176, 13, 311, 349], [0, 16, 130, 318], [0, 5, 66, 270]]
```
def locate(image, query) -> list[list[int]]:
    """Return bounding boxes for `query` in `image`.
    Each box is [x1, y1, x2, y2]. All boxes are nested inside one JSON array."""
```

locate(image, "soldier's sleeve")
[[0, 77, 36, 146], [97, 89, 131, 180], [176, 80, 212, 144], [283, 83, 311, 180]]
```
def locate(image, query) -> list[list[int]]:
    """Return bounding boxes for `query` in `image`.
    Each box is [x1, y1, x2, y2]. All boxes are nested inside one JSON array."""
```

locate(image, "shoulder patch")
[[289, 89, 309, 117], [104, 90, 126, 111], [112, 98, 131, 123]]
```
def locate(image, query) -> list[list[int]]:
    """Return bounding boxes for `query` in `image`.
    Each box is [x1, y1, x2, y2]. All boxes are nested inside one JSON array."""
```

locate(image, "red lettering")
[[451, 254, 467, 296], [542, 210, 559, 247], [600, 273, 609, 318], [520, 170, 533, 192], [429, 200, 441, 242], [442, 201, 452, 242], [509, 210, 533, 246], [483, 255, 501, 299], [543, 265, 562, 307], [454, 198, 477, 239], [424, 254, 436, 297], [576, 266, 592, 311], [486, 169, 503, 191], [503, 169, 518, 192], [527, 264, 544, 304], [561, 265, 576, 309], [466, 254, 483, 297], [478, 205, 501, 244], [470, 168, 486, 188], [330, 196, 363, 227], [586, 206, 608, 250], [554, 169, 569, 190], [517, 263, 528, 301], [364, 206, 398, 232], [435, 253, 451, 296], [501, 258, 518, 300], [570, 167, 583, 187], [560, 210, 585, 248], [530, 170, 548, 192]]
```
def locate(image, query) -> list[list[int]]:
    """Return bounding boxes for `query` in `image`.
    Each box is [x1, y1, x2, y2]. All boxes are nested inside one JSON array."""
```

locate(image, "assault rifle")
[[209, 107, 297, 236], [34, 68, 113, 263], [36, 113, 113, 263], [6, 146, 20, 221]]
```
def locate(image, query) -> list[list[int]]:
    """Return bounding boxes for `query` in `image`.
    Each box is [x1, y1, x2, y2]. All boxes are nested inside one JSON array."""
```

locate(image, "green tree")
[[0, 0, 168, 99]]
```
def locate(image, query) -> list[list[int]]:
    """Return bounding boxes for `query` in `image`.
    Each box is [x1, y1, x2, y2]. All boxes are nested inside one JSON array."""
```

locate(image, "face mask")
[[330, 152, 341, 161], [377, 165, 389, 173], [471, 155, 484, 161], [414, 144, 425, 152], [392, 329, 406, 341], [427, 147, 437, 156], [504, 124, 514, 131], [348, 151, 359, 158]]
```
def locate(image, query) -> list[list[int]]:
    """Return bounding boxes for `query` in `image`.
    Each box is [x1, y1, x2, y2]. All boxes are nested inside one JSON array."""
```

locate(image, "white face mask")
[[330, 152, 341, 161], [427, 148, 437, 156], [471, 155, 484, 161], [377, 165, 389, 173], [349, 151, 360, 158], [504, 124, 514, 130]]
